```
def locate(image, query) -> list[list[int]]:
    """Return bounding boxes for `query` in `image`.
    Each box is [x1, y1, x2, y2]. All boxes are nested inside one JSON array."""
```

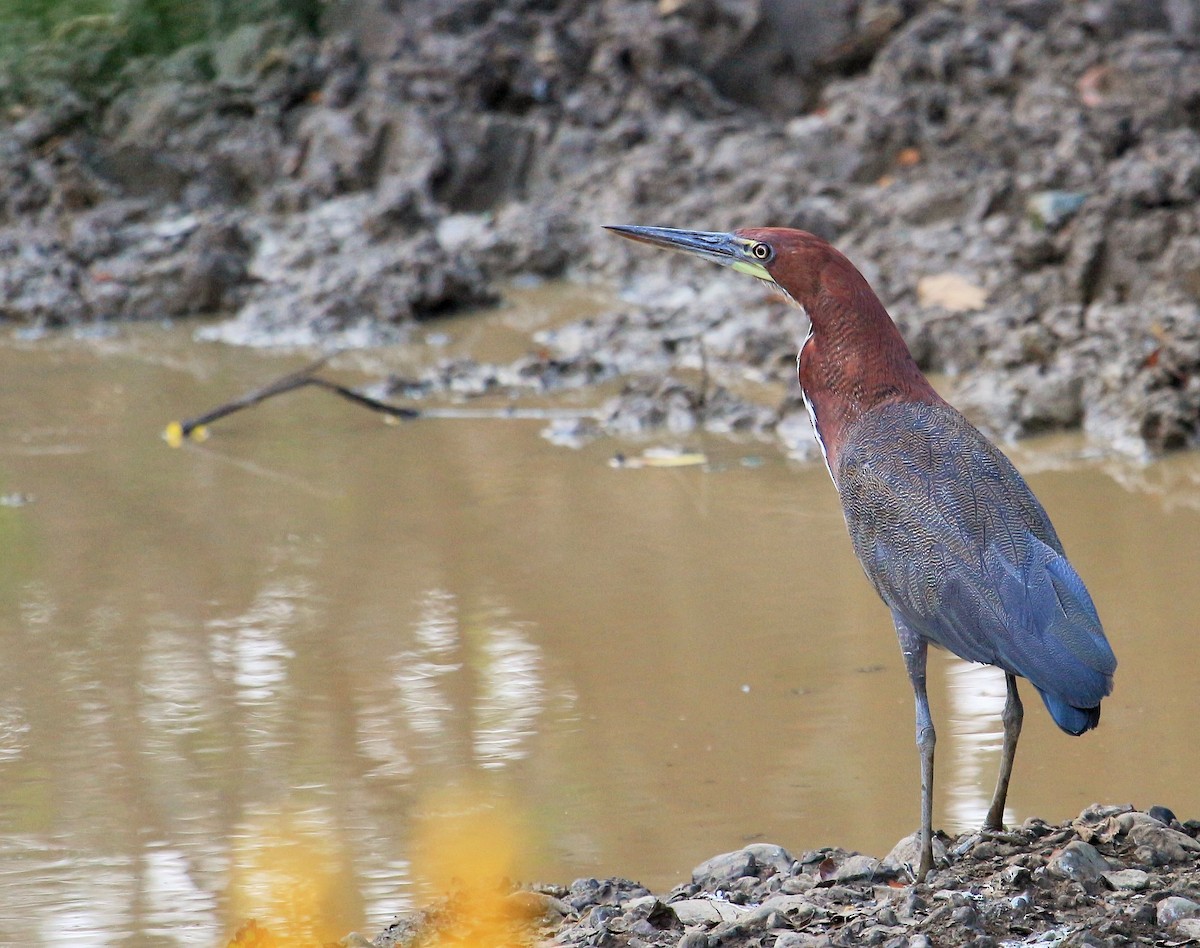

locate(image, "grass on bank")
[[0, 0, 323, 108]]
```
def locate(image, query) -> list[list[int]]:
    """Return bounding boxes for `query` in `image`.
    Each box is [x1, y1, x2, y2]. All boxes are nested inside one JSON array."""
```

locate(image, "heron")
[[605, 224, 1117, 880]]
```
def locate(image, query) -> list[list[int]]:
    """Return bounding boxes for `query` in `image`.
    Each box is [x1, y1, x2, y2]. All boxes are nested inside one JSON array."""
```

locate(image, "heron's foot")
[[983, 801, 1007, 833], [915, 848, 934, 883]]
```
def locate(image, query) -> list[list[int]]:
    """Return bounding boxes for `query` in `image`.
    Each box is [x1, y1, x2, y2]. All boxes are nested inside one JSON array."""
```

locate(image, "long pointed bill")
[[604, 225, 774, 282]]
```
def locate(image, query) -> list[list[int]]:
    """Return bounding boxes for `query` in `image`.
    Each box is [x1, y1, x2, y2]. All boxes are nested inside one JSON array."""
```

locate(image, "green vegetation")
[[0, 0, 322, 108]]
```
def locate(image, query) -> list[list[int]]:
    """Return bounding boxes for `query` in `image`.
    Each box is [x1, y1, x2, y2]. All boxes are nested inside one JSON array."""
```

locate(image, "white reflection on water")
[[395, 589, 462, 747], [474, 618, 544, 769], [18, 846, 216, 947], [0, 704, 30, 762], [208, 581, 308, 704], [385, 589, 549, 772], [943, 657, 1008, 832], [140, 623, 211, 734]]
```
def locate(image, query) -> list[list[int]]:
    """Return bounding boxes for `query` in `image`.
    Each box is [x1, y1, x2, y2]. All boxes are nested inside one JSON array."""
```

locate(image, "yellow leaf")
[[916, 273, 987, 313]]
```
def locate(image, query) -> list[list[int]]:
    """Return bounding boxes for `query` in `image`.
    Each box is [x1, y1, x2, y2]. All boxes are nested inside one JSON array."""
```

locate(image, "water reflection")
[[394, 589, 463, 759], [943, 659, 1009, 832], [0, 471, 560, 943], [210, 580, 306, 707], [472, 610, 545, 768]]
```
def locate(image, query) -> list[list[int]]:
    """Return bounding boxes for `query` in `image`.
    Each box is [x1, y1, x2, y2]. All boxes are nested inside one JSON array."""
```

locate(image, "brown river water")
[[1, 284, 1199, 944]]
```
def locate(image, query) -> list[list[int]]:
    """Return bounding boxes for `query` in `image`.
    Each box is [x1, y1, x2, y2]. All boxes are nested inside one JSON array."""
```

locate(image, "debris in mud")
[[369, 805, 1200, 948], [608, 446, 707, 469]]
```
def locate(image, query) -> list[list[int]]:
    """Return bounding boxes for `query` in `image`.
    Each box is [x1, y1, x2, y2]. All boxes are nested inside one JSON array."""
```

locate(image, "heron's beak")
[[604, 225, 774, 282]]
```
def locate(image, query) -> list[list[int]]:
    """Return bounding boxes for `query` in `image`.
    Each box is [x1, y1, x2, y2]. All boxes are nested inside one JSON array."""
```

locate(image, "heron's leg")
[[983, 673, 1023, 832], [894, 613, 935, 881]]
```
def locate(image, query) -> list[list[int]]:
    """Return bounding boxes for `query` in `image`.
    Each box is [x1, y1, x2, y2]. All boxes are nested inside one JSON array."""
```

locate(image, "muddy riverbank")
[[3, 0, 1200, 458], [367, 805, 1200, 948]]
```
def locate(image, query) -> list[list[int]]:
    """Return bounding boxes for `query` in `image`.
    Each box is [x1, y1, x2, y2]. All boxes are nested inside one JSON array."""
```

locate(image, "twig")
[[164, 356, 418, 445], [163, 357, 595, 446]]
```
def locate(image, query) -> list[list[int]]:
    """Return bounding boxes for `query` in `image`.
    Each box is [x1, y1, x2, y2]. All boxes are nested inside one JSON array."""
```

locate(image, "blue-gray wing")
[[836, 402, 1116, 733]]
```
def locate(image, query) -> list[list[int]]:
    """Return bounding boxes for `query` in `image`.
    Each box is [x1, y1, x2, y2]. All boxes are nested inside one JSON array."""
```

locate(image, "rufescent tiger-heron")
[[605, 224, 1117, 881]]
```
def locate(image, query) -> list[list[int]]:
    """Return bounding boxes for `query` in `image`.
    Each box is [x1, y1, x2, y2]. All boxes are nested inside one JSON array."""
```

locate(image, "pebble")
[[739, 894, 817, 928], [1101, 868, 1152, 891], [769, 935, 804, 948], [1156, 895, 1200, 926], [882, 832, 949, 875], [833, 854, 880, 883], [1000, 865, 1032, 889], [505, 890, 570, 921], [1026, 190, 1087, 229], [668, 898, 746, 926], [1128, 821, 1200, 863], [584, 905, 620, 928], [742, 843, 796, 876], [772, 935, 830, 948], [691, 850, 756, 889], [1046, 840, 1110, 885]]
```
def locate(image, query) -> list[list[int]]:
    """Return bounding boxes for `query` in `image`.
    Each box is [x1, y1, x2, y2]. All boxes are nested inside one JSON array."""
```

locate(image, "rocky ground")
[[3, 0, 1200, 458], [363, 804, 1200, 948]]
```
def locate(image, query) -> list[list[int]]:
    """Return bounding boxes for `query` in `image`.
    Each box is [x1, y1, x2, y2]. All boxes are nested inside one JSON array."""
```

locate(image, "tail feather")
[[1039, 690, 1101, 736], [989, 537, 1115, 732]]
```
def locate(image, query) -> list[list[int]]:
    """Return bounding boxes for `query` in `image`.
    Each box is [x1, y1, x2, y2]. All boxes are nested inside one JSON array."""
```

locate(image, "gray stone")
[[584, 905, 620, 929], [212, 21, 292, 89], [670, 898, 747, 927], [505, 890, 570, 922], [834, 854, 880, 883], [779, 874, 816, 895], [1027, 191, 1087, 229], [1157, 896, 1200, 927], [1168, 0, 1200, 35], [1128, 821, 1200, 863], [772, 934, 832, 948], [739, 895, 818, 929], [1174, 918, 1200, 941], [1101, 868, 1152, 891], [1046, 840, 1110, 885], [743, 843, 796, 877], [692, 849, 757, 889], [881, 832, 949, 874], [296, 107, 384, 197]]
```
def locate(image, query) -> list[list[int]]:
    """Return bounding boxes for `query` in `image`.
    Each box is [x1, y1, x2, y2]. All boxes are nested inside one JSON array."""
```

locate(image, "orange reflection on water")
[[411, 786, 531, 948], [226, 807, 362, 946]]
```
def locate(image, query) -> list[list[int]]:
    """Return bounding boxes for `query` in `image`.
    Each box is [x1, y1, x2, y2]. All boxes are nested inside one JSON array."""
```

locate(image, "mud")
[[2, 0, 1199, 456]]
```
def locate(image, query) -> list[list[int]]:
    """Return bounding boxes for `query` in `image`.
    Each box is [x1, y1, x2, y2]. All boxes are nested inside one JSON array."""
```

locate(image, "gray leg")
[[984, 673, 1023, 832], [894, 613, 935, 881]]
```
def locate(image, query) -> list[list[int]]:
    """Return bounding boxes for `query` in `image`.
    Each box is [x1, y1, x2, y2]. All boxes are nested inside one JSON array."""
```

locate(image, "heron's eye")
[[751, 242, 772, 261]]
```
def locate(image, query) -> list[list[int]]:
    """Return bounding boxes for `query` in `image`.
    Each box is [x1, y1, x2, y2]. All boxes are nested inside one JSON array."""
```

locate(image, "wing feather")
[[836, 402, 1116, 730]]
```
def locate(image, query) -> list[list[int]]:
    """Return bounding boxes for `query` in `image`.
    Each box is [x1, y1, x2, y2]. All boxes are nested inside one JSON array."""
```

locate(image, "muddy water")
[[1, 290, 1199, 944]]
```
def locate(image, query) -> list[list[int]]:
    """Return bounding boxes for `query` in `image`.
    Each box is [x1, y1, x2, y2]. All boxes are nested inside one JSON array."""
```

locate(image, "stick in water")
[[163, 356, 419, 446]]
